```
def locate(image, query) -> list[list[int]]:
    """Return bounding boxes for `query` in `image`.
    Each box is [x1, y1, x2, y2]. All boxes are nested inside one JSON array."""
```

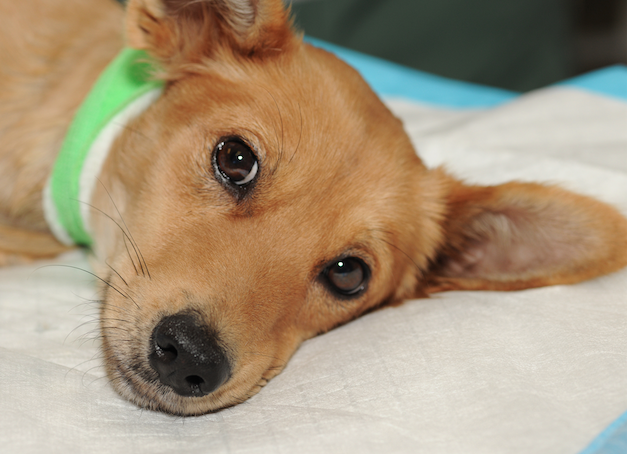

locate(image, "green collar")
[[43, 48, 164, 247]]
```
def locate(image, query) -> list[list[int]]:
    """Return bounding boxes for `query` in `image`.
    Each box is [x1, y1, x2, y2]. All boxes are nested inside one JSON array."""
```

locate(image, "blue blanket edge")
[[304, 37, 627, 108], [579, 410, 627, 454], [558, 66, 627, 102]]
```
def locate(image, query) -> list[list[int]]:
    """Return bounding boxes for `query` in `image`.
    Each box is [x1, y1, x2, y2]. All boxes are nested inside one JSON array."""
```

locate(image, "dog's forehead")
[[174, 44, 424, 195]]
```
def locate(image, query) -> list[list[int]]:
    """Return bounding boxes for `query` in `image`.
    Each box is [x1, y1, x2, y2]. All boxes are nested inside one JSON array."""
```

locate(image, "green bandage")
[[44, 48, 164, 246]]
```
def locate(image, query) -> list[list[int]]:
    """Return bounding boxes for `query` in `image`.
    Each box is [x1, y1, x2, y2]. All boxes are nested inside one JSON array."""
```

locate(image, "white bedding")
[[1, 84, 626, 454]]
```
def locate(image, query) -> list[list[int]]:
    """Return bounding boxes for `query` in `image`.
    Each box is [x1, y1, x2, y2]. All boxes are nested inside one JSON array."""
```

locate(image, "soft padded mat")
[[1, 42, 626, 453]]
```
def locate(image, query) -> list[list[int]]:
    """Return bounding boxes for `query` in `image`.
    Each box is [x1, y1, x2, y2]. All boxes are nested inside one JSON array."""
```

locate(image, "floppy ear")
[[423, 178, 627, 293], [125, 0, 295, 68]]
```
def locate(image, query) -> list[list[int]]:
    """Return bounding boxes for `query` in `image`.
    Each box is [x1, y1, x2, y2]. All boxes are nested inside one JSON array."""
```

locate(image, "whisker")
[[122, 236, 140, 277], [65, 319, 100, 344], [77, 199, 144, 277], [76, 331, 106, 347], [65, 359, 103, 382], [67, 294, 102, 311], [38, 264, 140, 310], [105, 259, 129, 287], [95, 179, 151, 279]]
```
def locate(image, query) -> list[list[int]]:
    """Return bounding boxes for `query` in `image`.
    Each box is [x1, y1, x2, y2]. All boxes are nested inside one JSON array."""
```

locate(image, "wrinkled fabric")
[[1, 85, 626, 454]]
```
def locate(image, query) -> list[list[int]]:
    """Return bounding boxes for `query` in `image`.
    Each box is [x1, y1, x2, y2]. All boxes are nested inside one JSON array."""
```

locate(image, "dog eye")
[[214, 140, 258, 185], [324, 257, 369, 296]]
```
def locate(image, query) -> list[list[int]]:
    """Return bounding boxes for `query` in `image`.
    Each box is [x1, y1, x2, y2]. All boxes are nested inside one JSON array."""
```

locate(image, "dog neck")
[[43, 49, 163, 247]]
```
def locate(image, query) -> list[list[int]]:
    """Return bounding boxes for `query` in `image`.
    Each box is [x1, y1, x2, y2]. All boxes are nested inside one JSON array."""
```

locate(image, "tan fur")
[[1, 0, 626, 415]]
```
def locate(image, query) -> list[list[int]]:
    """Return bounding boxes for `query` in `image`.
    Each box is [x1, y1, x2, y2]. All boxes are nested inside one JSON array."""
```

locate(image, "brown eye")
[[215, 140, 258, 185], [324, 257, 369, 296]]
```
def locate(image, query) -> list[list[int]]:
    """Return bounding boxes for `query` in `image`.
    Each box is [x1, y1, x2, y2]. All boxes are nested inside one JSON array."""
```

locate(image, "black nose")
[[148, 313, 230, 397]]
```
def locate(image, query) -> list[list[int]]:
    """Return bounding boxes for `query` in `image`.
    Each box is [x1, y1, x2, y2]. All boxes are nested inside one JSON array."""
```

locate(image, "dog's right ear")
[[125, 0, 296, 70]]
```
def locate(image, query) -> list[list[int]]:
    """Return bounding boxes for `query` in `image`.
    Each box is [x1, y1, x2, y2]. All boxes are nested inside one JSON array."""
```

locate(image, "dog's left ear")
[[125, 0, 295, 68], [421, 177, 627, 293]]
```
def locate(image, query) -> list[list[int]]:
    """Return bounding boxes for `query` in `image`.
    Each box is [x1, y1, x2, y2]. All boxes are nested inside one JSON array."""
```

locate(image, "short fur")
[[1, 0, 626, 415]]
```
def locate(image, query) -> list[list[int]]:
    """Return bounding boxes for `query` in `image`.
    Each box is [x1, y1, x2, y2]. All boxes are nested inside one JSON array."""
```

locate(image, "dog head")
[[92, 0, 627, 415]]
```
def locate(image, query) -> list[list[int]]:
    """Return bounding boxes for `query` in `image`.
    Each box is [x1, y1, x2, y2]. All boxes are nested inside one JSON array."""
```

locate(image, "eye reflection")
[[325, 257, 368, 296], [214, 140, 258, 185]]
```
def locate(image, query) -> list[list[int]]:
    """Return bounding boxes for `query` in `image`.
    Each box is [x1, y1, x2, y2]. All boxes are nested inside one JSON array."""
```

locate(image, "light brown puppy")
[[1, 0, 626, 415]]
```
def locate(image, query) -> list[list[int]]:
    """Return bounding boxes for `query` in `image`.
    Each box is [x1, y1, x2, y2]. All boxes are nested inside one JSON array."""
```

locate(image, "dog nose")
[[148, 313, 230, 397]]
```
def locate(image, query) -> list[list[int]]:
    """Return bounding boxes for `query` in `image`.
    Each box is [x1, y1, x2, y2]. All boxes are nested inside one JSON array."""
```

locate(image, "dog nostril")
[[185, 375, 205, 394], [155, 337, 178, 362], [186, 375, 204, 386], [148, 313, 231, 398]]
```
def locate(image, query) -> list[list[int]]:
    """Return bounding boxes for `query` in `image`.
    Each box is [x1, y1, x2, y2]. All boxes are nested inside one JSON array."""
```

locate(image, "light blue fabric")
[[559, 65, 627, 102], [579, 410, 627, 454], [304, 36, 518, 108], [305, 37, 627, 108]]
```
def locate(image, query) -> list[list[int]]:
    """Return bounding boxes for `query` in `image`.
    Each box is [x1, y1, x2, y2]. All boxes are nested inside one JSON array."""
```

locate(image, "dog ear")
[[125, 0, 295, 68], [422, 177, 627, 293]]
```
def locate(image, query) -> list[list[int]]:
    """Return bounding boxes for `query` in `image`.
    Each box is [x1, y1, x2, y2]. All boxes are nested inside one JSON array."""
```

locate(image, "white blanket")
[[1, 81, 626, 453]]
